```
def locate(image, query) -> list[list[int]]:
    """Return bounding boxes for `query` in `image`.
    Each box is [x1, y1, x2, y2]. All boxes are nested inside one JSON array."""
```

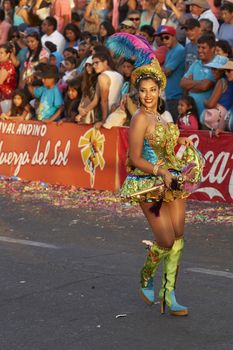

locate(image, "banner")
[[118, 128, 233, 203], [0, 121, 118, 190]]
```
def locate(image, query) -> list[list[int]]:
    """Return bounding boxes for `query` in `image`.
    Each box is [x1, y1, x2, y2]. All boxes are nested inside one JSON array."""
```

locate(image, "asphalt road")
[[0, 195, 232, 350]]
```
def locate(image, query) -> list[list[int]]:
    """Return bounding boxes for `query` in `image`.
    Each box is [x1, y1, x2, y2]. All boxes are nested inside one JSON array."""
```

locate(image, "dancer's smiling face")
[[138, 78, 160, 111]]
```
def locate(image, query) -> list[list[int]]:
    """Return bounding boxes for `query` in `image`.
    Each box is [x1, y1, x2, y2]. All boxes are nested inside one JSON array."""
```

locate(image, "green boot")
[[140, 240, 171, 305], [159, 237, 188, 316]]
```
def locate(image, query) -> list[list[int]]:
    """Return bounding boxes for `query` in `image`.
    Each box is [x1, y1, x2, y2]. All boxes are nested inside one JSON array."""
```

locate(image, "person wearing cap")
[[158, 25, 185, 122], [202, 56, 233, 131], [182, 18, 202, 71], [180, 34, 216, 123], [127, 10, 141, 30], [120, 19, 136, 34], [186, 0, 219, 35], [217, 2, 233, 48], [28, 64, 64, 122]]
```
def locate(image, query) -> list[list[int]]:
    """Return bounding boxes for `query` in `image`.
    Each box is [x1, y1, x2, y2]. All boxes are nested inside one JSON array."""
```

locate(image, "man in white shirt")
[[187, 0, 219, 35], [41, 16, 66, 54]]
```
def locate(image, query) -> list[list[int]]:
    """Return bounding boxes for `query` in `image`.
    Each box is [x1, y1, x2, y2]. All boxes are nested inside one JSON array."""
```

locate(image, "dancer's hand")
[[159, 169, 173, 188], [178, 137, 193, 147]]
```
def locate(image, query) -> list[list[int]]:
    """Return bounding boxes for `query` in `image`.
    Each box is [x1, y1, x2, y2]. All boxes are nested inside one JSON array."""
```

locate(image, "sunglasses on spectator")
[[121, 25, 134, 29], [160, 35, 171, 41], [128, 17, 140, 21]]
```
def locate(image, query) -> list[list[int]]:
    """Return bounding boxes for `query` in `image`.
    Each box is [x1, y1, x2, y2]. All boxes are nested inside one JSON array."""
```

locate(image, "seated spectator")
[[158, 25, 185, 122], [187, 0, 219, 35], [63, 47, 79, 59], [79, 52, 124, 128], [13, 0, 30, 26], [0, 89, 32, 121], [20, 31, 49, 89], [199, 18, 214, 35], [63, 79, 81, 122], [41, 16, 66, 54], [217, 2, 233, 48], [99, 21, 115, 45], [120, 19, 136, 34], [0, 9, 11, 45], [180, 34, 216, 124], [127, 10, 141, 30], [0, 43, 16, 109], [215, 39, 232, 58], [75, 56, 98, 124], [177, 95, 199, 130], [28, 64, 64, 122], [201, 55, 233, 130], [182, 18, 202, 71], [64, 23, 81, 50]]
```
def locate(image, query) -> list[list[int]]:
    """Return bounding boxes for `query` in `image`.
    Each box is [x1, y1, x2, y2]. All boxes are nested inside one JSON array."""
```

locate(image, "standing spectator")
[[158, 25, 185, 122], [180, 34, 215, 121], [118, 0, 137, 24], [2, 0, 14, 24], [13, 0, 30, 26], [199, 18, 214, 35], [217, 2, 233, 48], [187, 0, 219, 35], [80, 52, 123, 127], [0, 43, 16, 109], [28, 64, 64, 122], [127, 10, 141, 30], [41, 16, 66, 54], [84, 0, 111, 35], [21, 31, 49, 88], [50, 0, 71, 33], [0, 9, 11, 45], [182, 18, 202, 71], [140, 0, 165, 31]]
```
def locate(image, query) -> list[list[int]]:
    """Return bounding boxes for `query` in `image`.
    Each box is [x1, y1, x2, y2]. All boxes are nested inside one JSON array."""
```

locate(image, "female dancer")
[[121, 61, 203, 316]]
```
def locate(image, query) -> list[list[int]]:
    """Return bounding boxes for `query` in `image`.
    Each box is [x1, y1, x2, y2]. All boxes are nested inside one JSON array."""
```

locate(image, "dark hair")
[[63, 47, 79, 57], [45, 41, 57, 52], [197, 34, 216, 48], [199, 18, 213, 32], [82, 63, 98, 98], [0, 42, 13, 54], [99, 21, 115, 38], [44, 16, 57, 31], [140, 25, 155, 37], [123, 58, 135, 66], [215, 39, 232, 57], [10, 90, 29, 116], [127, 9, 140, 16], [71, 12, 81, 22], [64, 23, 81, 42], [91, 43, 111, 56], [92, 52, 115, 70], [64, 56, 78, 67], [179, 95, 199, 118], [0, 9, 5, 21], [26, 32, 43, 62], [65, 79, 82, 120], [220, 2, 233, 12]]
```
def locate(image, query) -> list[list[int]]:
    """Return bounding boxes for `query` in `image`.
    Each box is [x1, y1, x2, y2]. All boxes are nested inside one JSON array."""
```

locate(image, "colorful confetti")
[[0, 176, 232, 226]]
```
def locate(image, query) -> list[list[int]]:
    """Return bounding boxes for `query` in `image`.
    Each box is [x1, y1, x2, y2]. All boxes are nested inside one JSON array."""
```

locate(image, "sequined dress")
[[120, 122, 203, 203]]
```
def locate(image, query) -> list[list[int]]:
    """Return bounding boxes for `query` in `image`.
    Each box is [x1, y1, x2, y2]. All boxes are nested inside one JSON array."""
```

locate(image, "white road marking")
[[187, 268, 233, 279], [0, 236, 59, 249]]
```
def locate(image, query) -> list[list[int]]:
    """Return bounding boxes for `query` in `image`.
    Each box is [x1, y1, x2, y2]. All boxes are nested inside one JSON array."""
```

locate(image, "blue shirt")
[[34, 85, 63, 120], [184, 60, 215, 117], [164, 43, 185, 100], [185, 42, 198, 72]]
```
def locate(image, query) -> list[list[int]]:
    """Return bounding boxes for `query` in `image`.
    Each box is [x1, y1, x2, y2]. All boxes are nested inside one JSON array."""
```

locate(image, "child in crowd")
[[63, 79, 81, 122], [62, 56, 78, 82], [177, 95, 199, 130], [28, 64, 64, 123], [0, 89, 31, 120]]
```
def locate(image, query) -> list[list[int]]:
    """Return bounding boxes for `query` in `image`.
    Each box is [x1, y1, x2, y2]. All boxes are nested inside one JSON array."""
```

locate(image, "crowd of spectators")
[[0, 0, 233, 133]]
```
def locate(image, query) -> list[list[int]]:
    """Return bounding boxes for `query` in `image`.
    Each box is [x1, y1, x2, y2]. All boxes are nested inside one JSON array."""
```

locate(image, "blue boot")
[[140, 278, 154, 305]]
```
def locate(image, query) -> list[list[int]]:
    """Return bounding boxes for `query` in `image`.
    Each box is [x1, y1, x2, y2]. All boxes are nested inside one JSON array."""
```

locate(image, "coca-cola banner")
[[118, 128, 233, 203]]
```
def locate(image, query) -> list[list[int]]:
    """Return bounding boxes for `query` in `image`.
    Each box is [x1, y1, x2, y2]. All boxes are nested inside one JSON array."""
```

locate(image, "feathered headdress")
[[106, 33, 157, 68]]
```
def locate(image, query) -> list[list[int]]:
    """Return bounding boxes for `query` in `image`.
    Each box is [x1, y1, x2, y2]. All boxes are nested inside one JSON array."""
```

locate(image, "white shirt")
[[199, 9, 219, 35], [41, 30, 66, 54]]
